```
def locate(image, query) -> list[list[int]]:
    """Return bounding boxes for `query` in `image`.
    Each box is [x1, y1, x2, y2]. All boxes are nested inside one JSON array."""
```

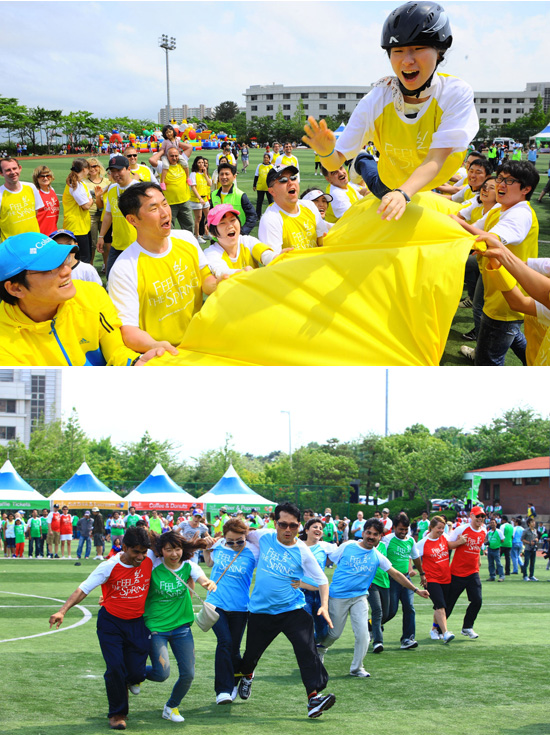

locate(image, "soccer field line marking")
[[0, 591, 92, 643]]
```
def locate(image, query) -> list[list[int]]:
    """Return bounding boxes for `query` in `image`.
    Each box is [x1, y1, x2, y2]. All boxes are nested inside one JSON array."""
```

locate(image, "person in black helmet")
[[303, 1, 478, 222]]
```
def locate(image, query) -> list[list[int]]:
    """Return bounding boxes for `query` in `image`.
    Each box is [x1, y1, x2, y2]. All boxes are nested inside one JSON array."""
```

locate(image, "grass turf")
[[14, 150, 550, 366], [1, 551, 549, 735]]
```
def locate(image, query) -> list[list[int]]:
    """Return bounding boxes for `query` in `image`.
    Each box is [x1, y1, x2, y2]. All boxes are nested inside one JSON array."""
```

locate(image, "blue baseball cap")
[[0, 232, 78, 281], [49, 228, 78, 243]]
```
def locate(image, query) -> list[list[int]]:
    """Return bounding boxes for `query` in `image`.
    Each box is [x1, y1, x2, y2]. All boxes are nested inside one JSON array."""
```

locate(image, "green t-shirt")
[[417, 519, 429, 537], [486, 530, 502, 550], [372, 541, 390, 588], [501, 523, 513, 548], [125, 514, 140, 528], [29, 517, 42, 538], [149, 517, 163, 534], [40, 517, 49, 533], [383, 534, 417, 574], [110, 520, 125, 537], [72, 515, 78, 528], [144, 561, 196, 632], [14, 523, 25, 543]]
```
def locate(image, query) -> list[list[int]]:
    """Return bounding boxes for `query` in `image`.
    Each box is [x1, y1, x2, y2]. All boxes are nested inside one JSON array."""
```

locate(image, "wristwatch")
[[392, 188, 411, 204]]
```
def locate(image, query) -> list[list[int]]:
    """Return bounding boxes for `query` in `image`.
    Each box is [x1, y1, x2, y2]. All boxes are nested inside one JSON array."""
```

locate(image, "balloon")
[[188, 129, 197, 139]]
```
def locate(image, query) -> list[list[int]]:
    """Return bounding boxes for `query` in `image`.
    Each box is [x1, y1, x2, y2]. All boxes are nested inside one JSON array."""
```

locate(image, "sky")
[[1, 0, 549, 122], [60, 367, 550, 462]]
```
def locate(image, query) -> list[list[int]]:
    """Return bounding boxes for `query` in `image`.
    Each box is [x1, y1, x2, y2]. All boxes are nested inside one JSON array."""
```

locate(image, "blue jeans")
[[354, 153, 391, 200], [303, 590, 329, 643], [387, 575, 415, 643], [511, 544, 523, 574], [487, 548, 504, 579], [146, 623, 195, 708], [77, 536, 91, 559], [368, 583, 390, 647], [212, 609, 248, 695], [472, 270, 484, 338], [523, 548, 537, 578], [475, 313, 526, 366]]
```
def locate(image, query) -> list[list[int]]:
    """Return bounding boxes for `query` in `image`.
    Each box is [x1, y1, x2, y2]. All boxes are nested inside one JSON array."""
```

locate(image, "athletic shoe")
[[54, 554, 60, 558], [349, 668, 371, 677], [93, 555, 101, 560], [529, 577, 539, 582], [231, 685, 238, 701], [316, 644, 327, 663], [74, 561, 81, 566], [129, 683, 141, 695], [461, 628, 479, 639], [38, 555, 43, 559], [486, 577, 496, 582], [462, 328, 476, 340], [458, 298, 473, 308], [430, 629, 443, 640], [443, 631, 455, 643], [197, 236, 207, 245], [109, 715, 127, 730], [162, 705, 184, 723], [238, 674, 254, 700], [307, 692, 336, 718], [460, 345, 476, 361], [400, 638, 418, 649], [498, 577, 505, 582], [523, 576, 530, 581], [67, 556, 72, 559], [373, 643, 384, 654], [216, 693, 232, 705]]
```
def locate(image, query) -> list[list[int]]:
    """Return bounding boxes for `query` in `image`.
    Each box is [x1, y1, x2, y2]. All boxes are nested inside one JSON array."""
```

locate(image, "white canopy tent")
[[49, 462, 127, 510], [0, 459, 49, 511], [125, 463, 201, 511], [198, 464, 275, 516]]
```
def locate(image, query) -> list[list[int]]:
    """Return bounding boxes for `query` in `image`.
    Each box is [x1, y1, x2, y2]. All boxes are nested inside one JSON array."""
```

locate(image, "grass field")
[[1, 551, 549, 735], [13, 149, 550, 366]]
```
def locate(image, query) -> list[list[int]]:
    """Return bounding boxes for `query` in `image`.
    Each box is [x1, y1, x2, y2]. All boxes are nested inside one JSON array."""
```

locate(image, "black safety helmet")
[[381, 2, 453, 51]]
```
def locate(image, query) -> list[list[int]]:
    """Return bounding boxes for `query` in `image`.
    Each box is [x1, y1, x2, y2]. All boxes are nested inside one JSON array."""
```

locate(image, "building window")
[[493, 483, 500, 501], [503, 118, 511, 123], [283, 93, 290, 100], [504, 98, 512, 103], [319, 114, 327, 119], [0, 399, 16, 413], [492, 98, 500, 103], [0, 426, 15, 440], [516, 108, 524, 114], [480, 118, 487, 123], [512, 478, 523, 486], [251, 115, 257, 120], [266, 94, 273, 100], [250, 95, 257, 101], [251, 105, 257, 111], [319, 93, 327, 99], [356, 93, 363, 99], [480, 108, 487, 113], [283, 104, 290, 110], [301, 93, 309, 99], [31, 374, 45, 429], [491, 118, 499, 123], [492, 108, 499, 113], [266, 105, 273, 111], [480, 98, 488, 103], [283, 115, 290, 120], [517, 98, 524, 103], [338, 104, 346, 110], [320, 104, 327, 110], [303, 104, 309, 110], [483, 481, 490, 500], [504, 108, 511, 113], [338, 92, 346, 99], [0, 370, 14, 382]]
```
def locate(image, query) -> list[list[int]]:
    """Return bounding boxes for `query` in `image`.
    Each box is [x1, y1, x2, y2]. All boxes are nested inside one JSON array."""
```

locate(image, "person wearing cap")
[[0, 157, 43, 242], [203, 204, 279, 278], [303, 1, 478, 222], [321, 165, 367, 223], [76, 511, 95, 563], [210, 163, 257, 235], [248, 508, 264, 530], [253, 153, 274, 218], [97, 156, 140, 277], [258, 165, 329, 254], [46, 503, 61, 558], [149, 146, 194, 234], [444, 505, 488, 639], [177, 510, 210, 563], [49, 229, 102, 285], [380, 508, 393, 536], [92, 507, 106, 560], [300, 189, 333, 220], [0, 231, 164, 366], [108, 181, 219, 353]]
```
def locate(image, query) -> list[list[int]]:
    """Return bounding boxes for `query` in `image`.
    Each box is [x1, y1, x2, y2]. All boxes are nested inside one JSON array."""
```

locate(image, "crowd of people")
[[37, 495, 549, 730], [0, 0, 549, 367]]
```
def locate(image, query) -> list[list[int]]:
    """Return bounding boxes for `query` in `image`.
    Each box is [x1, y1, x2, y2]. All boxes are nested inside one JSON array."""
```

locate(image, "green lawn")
[[1, 552, 549, 735], [14, 149, 550, 366]]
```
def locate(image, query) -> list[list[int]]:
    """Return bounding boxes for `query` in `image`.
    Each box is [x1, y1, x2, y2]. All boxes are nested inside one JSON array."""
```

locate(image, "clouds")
[[0, 1, 545, 122]]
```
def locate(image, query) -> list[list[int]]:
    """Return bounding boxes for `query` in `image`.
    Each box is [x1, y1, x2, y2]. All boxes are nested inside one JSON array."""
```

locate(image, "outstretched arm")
[[49, 588, 88, 628], [302, 116, 345, 172]]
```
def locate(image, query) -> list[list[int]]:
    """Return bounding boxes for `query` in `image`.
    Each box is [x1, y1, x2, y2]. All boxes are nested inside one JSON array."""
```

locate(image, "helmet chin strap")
[[398, 70, 436, 98]]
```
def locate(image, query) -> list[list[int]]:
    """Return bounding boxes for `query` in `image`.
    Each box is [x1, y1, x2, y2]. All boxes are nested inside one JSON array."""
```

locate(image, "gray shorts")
[[93, 533, 104, 547]]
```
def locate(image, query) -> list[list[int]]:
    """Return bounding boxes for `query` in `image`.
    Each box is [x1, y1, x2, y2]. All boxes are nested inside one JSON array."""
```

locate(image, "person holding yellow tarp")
[[302, 2, 478, 223]]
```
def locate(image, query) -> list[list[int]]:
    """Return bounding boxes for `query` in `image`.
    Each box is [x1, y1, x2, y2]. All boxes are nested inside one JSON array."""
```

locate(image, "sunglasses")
[[277, 521, 300, 531], [475, 514, 486, 519], [225, 539, 246, 547], [275, 174, 298, 184], [38, 173, 52, 179], [126, 154, 138, 158]]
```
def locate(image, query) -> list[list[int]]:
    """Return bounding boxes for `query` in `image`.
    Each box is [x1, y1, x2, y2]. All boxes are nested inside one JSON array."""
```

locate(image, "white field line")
[[0, 591, 92, 643]]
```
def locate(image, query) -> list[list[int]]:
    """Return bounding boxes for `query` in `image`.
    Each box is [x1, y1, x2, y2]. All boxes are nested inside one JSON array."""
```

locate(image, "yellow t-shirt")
[[0, 183, 41, 241], [280, 206, 318, 249], [131, 164, 153, 182], [324, 183, 361, 224], [256, 164, 273, 191], [62, 181, 91, 236], [108, 236, 211, 346], [163, 163, 190, 205], [279, 154, 299, 170], [105, 183, 137, 252], [189, 172, 210, 202], [204, 235, 272, 276]]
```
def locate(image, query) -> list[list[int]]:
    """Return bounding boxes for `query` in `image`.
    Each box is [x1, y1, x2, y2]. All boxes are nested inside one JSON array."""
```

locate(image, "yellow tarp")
[[150, 192, 473, 366]]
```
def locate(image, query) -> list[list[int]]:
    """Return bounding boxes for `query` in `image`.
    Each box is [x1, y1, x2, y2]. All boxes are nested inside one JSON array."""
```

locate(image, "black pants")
[[500, 546, 511, 575], [240, 608, 328, 696], [255, 190, 273, 219], [75, 232, 92, 264], [445, 573, 482, 630], [28, 536, 42, 557]]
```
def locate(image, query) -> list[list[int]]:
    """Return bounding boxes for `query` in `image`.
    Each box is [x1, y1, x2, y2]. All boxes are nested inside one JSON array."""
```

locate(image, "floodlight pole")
[[158, 34, 176, 113], [281, 410, 292, 467]]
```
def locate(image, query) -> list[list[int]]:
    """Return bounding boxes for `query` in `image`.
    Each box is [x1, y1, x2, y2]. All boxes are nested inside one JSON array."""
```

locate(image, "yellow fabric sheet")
[[149, 192, 473, 366]]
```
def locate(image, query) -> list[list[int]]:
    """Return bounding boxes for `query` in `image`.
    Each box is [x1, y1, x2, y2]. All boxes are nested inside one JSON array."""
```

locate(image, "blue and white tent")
[[125, 463, 199, 511], [334, 123, 346, 140], [198, 464, 275, 514], [533, 123, 550, 141], [49, 462, 127, 509], [0, 459, 49, 510]]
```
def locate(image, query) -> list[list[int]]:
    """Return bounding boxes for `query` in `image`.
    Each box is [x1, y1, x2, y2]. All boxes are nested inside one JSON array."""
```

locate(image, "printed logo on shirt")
[[263, 546, 294, 575], [114, 567, 149, 597]]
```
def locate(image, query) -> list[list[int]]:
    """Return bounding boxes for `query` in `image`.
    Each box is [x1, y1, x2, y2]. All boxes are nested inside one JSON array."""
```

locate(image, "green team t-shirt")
[[110, 520, 125, 537], [14, 523, 25, 543], [486, 530, 502, 550], [40, 517, 49, 533], [149, 517, 163, 534], [29, 517, 42, 538], [143, 561, 196, 632], [501, 523, 513, 548], [417, 520, 429, 537], [383, 534, 418, 574], [72, 515, 78, 528], [372, 541, 390, 588], [125, 514, 140, 528]]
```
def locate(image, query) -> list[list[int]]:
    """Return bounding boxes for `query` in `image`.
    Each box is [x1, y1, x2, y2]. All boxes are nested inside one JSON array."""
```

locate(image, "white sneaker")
[[372, 643, 384, 654], [216, 693, 232, 705], [231, 685, 238, 701], [198, 236, 207, 245], [430, 628, 443, 640], [349, 668, 371, 677], [67, 556, 72, 559], [93, 555, 101, 560], [162, 705, 184, 722], [460, 345, 475, 361], [443, 631, 455, 643], [529, 576, 539, 582], [400, 638, 418, 649], [129, 683, 141, 695], [461, 628, 479, 639]]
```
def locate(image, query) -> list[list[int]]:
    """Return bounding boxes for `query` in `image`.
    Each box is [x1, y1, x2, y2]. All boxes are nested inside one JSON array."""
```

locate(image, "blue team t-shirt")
[[206, 539, 259, 612], [328, 541, 391, 599], [302, 541, 338, 587]]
